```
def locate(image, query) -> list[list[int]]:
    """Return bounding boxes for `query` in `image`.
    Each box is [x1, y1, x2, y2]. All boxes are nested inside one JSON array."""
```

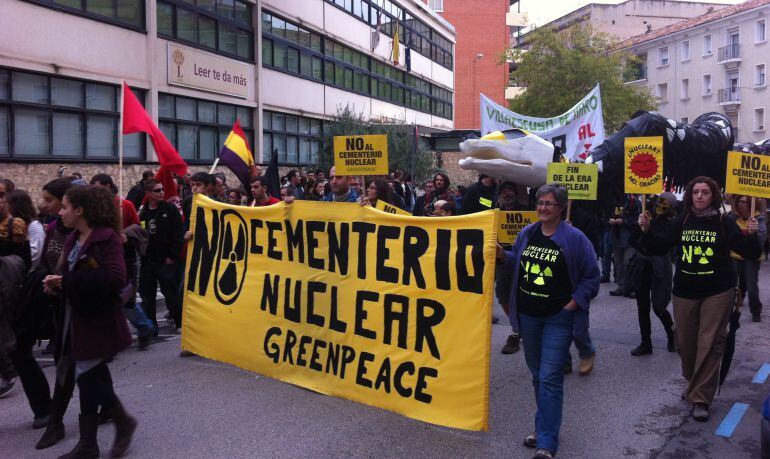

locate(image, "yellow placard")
[[497, 211, 538, 244], [183, 195, 496, 431], [725, 150, 770, 199], [333, 134, 389, 175], [546, 162, 598, 200], [624, 136, 663, 194], [373, 199, 411, 215]]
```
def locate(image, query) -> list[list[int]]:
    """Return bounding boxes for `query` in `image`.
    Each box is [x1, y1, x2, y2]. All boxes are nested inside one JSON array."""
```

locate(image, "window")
[[263, 110, 321, 165], [755, 108, 765, 131], [656, 83, 668, 102], [681, 117, 689, 124], [658, 46, 669, 67], [157, 0, 253, 61], [681, 78, 689, 99], [158, 93, 253, 162], [757, 64, 766, 87], [0, 68, 146, 159], [703, 34, 712, 55], [757, 20, 766, 43], [429, 0, 443, 12], [261, 11, 323, 82], [26, 0, 144, 30], [703, 74, 712, 95], [681, 41, 690, 61]]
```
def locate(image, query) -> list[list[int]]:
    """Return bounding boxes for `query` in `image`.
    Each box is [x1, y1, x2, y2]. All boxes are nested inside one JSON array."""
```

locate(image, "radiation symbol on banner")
[[214, 209, 248, 305], [629, 152, 659, 180]]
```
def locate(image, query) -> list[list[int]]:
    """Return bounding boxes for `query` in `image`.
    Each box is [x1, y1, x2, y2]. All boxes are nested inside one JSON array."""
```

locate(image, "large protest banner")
[[725, 150, 770, 200], [480, 84, 605, 161], [182, 195, 496, 431]]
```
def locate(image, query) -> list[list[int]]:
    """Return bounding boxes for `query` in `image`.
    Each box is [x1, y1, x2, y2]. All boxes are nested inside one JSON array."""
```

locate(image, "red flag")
[[122, 83, 187, 197]]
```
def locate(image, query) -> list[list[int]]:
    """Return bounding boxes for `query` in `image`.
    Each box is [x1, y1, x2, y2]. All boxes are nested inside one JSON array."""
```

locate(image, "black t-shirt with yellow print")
[[517, 230, 573, 317]]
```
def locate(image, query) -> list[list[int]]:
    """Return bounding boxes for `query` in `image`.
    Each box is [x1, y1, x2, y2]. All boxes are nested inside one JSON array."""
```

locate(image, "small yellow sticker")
[[479, 197, 492, 208]]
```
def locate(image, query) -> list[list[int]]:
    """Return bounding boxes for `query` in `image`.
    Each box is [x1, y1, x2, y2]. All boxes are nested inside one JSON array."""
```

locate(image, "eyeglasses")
[[536, 201, 559, 208], [150, 188, 164, 193]]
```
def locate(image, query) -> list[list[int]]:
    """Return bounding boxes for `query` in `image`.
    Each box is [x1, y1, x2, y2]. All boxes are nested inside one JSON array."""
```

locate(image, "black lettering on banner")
[[309, 338, 326, 372], [328, 222, 349, 275], [306, 281, 327, 327], [383, 294, 409, 350], [456, 229, 484, 294], [416, 298, 445, 359], [260, 273, 279, 314], [340, 345, 356, 379], [249, 219, 263, 254], [374, 357, 392, 393], [283, 329, 297, 364], [376, 225, 401, 283], [326, 342, 340, 375], [263, 326, 282, 363], [435, 229, 452, 290], [284, 219, 305, 263], [355, 290, 379, 340], [352, 222, 376, 279], [297, 334, 312, 367], [306, 220, 326, 269], [402, 226, 427, 288], [394, 361, 415, 397], [266, 221, 283, 261], [188, 207, 219, 295], [328, 285, 348, 333], [356, 351, 375, 388], [415, 367, 438, 403], [283, 277, 301, 323]]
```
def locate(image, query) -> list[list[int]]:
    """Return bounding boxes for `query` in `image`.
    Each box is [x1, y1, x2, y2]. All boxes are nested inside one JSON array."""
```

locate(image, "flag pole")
[[209, 157, 220, 174], [118, 80, 125, 228]]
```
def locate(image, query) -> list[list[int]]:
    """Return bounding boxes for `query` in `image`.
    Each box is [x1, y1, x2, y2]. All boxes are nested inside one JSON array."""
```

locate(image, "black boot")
[[56, 414, 99, 459], [108, 397, 137, 457], [666, 332, 676, 352], [501, 334, 520, 354], [37, 379, 75, 450], [631, 343, 653, 356]]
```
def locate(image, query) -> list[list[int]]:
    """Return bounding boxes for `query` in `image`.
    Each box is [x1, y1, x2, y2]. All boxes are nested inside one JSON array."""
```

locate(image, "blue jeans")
[[600, 228, 613, 278], [125, 303, 156, 338], [571, 331, 596, 360], [519, 308, 576, 454]]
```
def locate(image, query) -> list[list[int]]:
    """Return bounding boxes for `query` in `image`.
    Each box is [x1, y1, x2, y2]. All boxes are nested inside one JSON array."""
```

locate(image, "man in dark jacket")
[[138, 179, 184, 334], [460, 174, 498, 215], [609, 194, 641, 297], [126, 170, 154, 210]]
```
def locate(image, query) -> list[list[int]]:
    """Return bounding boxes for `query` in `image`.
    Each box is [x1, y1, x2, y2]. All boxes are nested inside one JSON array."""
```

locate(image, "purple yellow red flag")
[[218, 120, 255, 196]]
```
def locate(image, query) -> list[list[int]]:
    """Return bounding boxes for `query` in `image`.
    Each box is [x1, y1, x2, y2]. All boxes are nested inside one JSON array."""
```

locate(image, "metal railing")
[[718, 87, 741, 103], [718, 44, 741, 61]]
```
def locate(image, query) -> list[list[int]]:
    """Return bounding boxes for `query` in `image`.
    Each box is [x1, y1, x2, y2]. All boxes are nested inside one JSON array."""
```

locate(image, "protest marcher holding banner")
[[727, 195, 766, 322], [361, 178, 405, 210], [496, 183, 600, 457], [638, 177, 761, 422]]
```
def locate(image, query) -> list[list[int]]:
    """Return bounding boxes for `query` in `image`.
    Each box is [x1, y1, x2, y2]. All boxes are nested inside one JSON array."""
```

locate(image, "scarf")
[[689, 207, 719, 218]]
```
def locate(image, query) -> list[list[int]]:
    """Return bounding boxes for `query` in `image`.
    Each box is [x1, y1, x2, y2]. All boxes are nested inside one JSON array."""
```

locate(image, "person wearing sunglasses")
[[728, 194, 766, 322], [496, 183, 600, 459]]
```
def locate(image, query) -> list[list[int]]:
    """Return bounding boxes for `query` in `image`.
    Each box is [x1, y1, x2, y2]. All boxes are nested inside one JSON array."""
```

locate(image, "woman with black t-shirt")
[[638, 176, 760, 422]]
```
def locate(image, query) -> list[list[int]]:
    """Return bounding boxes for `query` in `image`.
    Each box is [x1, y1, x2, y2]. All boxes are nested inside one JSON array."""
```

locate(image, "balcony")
[[718, 44, 741, 65], [718, 87, 741, 106]]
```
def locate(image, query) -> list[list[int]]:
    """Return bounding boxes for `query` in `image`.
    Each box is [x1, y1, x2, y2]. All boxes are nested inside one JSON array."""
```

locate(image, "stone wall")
[[434, 151, 479, 187]]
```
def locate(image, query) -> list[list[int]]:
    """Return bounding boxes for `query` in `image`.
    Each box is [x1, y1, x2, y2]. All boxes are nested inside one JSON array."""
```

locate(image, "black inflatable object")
[[588, 110, 734, 200]]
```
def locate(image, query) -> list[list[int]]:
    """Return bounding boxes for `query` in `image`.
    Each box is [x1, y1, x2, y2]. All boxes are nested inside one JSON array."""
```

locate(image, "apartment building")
[[620, 0, 770, 143], [0, 0, 455, 192]]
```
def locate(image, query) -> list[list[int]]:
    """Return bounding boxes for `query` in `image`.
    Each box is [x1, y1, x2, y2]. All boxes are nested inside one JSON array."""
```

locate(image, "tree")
[[505, 27, 656, 133], [317, 105, 435, 182]]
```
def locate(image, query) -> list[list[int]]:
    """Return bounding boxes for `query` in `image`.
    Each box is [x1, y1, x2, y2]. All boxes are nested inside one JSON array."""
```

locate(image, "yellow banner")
[[624, 136, 663, 194], [497, 211, 538, 244], [182, 195, 496, 431], [374, 199, 411, 215], [725, 150, 770, 199], [546, 162, 598, 200], [333, 134, 389, 175]]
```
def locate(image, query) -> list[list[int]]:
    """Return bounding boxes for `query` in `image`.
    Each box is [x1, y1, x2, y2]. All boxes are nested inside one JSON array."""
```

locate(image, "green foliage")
[[506, 27, 656, 133], [317, 106, 434, 182]]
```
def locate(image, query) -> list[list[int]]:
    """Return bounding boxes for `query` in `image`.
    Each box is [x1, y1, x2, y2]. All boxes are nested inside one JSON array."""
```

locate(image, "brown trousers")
[[672, 289, 734, 405]]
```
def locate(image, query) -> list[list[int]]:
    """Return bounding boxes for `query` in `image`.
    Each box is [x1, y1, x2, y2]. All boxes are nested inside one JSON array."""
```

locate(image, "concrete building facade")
[[620, 0, 770, 143], [0, 0, 455, 194]]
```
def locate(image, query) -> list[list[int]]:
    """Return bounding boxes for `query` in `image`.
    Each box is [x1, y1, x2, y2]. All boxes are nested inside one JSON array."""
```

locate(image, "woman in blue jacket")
[[497, 183, 600, 459]]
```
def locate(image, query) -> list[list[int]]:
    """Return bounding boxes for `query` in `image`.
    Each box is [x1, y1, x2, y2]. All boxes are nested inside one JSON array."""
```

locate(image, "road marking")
[[715, 403, 749, 437], [752, 363, 770, 384]]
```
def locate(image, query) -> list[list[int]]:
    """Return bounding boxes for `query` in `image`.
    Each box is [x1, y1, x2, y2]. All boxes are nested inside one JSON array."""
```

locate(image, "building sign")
[[624, 136, 663, 194], [480, 84, 605, 162], [725, 150, 770, 199], [167, 44, 250, 98], [546, 162, 598, 200], [333, 135, 389, 175], [497, 211, 538, 244]]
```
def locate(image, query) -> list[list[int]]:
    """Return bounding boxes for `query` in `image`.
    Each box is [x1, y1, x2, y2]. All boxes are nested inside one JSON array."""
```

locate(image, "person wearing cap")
[[627, 193, 677, 356]]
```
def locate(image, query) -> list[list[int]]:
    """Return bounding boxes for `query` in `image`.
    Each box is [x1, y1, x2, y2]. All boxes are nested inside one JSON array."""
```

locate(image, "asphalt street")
[[2, 263, 769, 458]]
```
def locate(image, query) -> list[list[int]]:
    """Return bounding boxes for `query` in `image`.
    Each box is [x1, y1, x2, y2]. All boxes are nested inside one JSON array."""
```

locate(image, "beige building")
[[0, 0, 455, 195], [620, 0, 770, 143]]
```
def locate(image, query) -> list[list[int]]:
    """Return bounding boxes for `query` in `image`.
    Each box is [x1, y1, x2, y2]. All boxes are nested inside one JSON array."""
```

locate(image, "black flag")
[[264, 148, 281, 198]]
